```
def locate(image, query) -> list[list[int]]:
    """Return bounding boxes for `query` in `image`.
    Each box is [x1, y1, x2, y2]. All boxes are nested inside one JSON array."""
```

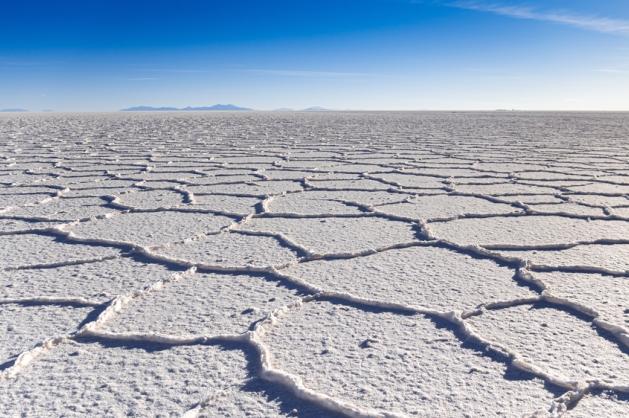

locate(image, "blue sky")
[[2, 0, 629, 111]]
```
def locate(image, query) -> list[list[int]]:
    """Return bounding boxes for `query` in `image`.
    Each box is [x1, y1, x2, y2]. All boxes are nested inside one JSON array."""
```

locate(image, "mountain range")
[[121, 104, 252, 111]]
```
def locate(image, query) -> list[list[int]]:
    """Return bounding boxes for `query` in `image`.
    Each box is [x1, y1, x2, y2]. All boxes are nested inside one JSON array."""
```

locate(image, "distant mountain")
[[272, 107, 295, 111], [1, 108, 28, 112], [121, 104, 251, 111], [302, 106, 331, 112], [183, 104, 252, 111], [121, 106, 180, 111]]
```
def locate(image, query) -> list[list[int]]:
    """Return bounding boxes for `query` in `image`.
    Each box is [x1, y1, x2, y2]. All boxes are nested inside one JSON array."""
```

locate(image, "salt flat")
[[0, 111, 628, 417]]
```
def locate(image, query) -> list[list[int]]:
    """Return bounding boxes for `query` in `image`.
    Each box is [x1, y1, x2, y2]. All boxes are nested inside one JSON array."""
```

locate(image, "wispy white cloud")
[[594, 68, 629, 74], [242, 69, 375, 77], [450, 1, 629, 35]]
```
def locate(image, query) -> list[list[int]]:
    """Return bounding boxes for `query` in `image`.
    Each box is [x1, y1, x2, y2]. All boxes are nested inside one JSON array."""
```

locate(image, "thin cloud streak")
[[450, 1, 629, 35], [595, 68, 629, 74]]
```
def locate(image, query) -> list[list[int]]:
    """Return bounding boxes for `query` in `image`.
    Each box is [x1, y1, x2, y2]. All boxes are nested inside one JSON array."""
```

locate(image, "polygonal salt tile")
[[298, 189, 412, 207], [467, 305, 629, 386], [0, 173, 54, 185], [278, 160, 337, 169], [498, 244, 629, 273], [0, 186, 61, 195], [184, 174, 261, 185], [68, 179, 138, 191], [129, 180, 182, 189], [262, 169, 318, 180], [597, 175, 629, 183], [475, 163, 550, 173], [102, 272, 300, 336], [498, 194, 564, 204], [57, 176, 116, 188], [116, 189, 184, 209], [262, 301, 556, 417], [190, 194, 260, 214], [429, 216, 629, 247], [217, 156, 279, 164], [153, 232, 298, 267], [568, 183, 629, 194], [454, 183, 555, 195], [242, 216, 417, 255], [308, 173, 362, 181], [570, 195, 629, 207], [7, 196, 116, 220], [68, 211, 234, 247], [1, 256, 178, 302], [308, 179, 391, 191], [528, 203, 606, 217], [189, 180, 303, 196], [378, 195, 519, 220], [533, 272, 628, 330], [611, 207, 629, 218], [410, 168, 498, 178], [267, 193, 363, 215], [325, 163, 387, 173], [521, 180, 592, 189], [515, 171, 592, 181], [130, 171, 199, 181], [0, 193, 56, 208], [0, 340, 276, 417], [0, 304, 92, 360], [61, 187, 141, 198], [286, 246, 533, 311], [0, 218, 62, 233], [370, 173, 445, 189], [451, 177, 512, 185], [1, 234, 120, 269]]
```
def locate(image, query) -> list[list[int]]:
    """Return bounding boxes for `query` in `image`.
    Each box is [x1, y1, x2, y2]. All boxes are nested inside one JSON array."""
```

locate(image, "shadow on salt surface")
[[467, 304, 629, 388], [319, 294, 418, 316], [567, 390, 629, 416], [74, 336, 344, 417], [0, 357, 15, 372], [425, 316, 572, 399], [75, 302, 110, 330], [320, 297, 568, 399], [239, 344, 347, 418], [0, 218, 62, 233], [517, 301, 629, 356], [467, 299, 629, 360]]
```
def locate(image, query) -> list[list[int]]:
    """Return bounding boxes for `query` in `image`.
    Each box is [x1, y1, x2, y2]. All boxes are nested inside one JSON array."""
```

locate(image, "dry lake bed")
[[0, 111, 628, 417]]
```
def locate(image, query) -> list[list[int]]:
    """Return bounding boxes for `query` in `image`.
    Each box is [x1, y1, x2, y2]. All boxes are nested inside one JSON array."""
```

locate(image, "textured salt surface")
[[153, 231, 298, 267], [286, 246, 534, 311], [0, 111, 627, 416], [262, 300, 555, 417], [102, 272, 301, 336]]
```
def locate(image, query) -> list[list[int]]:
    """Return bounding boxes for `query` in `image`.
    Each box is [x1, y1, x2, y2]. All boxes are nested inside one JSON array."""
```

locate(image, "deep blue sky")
[[2, 0, 629, 110]]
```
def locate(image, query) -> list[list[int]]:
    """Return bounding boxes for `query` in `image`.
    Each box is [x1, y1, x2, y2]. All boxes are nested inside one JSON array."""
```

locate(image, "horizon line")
[[4, 109, 629, 113]]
